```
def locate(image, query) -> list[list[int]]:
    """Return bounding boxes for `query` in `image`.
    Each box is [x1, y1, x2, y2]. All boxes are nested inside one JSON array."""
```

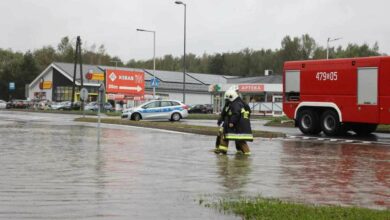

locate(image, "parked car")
[[37, 100, 51, 110], [188, 104, 213, 114], [122, 100, 189, 121], [9, 99, 26, 108], [51, 101, 72, 110], [0, 100, 7, 109], [6, 101, 12, 109], [84, 102, 113, 112], [72, 101, 82, 110]]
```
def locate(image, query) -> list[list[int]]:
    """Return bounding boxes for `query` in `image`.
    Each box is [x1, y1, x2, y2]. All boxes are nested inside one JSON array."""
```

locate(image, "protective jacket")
[[223, 97, 253, 141], [217, 100, 230, 126]]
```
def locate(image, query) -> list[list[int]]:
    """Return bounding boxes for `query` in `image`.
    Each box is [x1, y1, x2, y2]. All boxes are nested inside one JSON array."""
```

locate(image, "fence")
[[248, 102, 284, 116]]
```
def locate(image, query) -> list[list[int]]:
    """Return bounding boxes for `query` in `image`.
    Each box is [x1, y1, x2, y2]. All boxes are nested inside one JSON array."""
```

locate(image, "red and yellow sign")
[[39, 81, 52, 90], [105, 69, 145, 95], [238, 84, 264, 93], [86, 72, 104, 81]]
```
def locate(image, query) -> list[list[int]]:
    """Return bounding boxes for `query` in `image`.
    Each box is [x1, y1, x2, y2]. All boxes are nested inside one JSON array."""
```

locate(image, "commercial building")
[[28, 62, 282, 113], [209, 72, 283, 114], [28, 62, 231, 107]]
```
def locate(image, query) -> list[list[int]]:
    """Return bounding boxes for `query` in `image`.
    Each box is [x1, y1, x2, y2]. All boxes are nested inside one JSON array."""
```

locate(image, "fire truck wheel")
[[351, 123, 378, 136], [297, 109, 321, 135], [321, 110, 341, 136]]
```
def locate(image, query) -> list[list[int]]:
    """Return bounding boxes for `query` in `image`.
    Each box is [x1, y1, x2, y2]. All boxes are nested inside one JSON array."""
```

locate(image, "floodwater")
[[0, 111, 389, 219]]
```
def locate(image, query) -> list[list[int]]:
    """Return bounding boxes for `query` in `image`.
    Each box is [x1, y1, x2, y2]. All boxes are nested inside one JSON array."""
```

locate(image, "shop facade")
[[208, 75, 283, 115], [28, 62, 230, 108]]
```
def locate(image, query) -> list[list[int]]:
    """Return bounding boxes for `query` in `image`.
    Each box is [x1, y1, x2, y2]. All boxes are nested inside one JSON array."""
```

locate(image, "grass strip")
[[6, 109, 98, 115], [205, 197, 389, 220], [377, 124, 390, 133], [75, 117, 285, 138], [186, 114, 279, 120], [264, 116, 295, 127]]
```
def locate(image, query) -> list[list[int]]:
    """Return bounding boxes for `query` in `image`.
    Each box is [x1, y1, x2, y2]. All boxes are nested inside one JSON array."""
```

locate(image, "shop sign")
[[208, 84, 222, 92], [39, 81, 52, 90], [238, 84, 264, 92], [107, 94, 125, 100], [106, 69, 145, 95], [86, 72, 104, 81]]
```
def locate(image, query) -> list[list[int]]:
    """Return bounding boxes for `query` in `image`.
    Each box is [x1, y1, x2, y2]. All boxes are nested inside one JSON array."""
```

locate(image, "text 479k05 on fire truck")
[[283, 56, 390, 136]]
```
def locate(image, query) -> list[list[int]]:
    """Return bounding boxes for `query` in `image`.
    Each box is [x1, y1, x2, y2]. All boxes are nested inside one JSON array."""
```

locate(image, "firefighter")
[[214, 89, 253, 155]]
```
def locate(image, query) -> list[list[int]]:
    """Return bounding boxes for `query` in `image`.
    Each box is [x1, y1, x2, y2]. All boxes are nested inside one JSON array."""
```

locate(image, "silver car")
[[122, 100, 189, 121]]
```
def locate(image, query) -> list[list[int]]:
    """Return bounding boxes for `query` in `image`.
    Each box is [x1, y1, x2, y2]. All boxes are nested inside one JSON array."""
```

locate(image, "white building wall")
[[29, 68, 54, 101], [167, 92, 212, 105]]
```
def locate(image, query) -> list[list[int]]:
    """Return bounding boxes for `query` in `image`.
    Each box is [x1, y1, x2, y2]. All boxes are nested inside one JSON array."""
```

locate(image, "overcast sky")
[[1, 0, 389, 62]]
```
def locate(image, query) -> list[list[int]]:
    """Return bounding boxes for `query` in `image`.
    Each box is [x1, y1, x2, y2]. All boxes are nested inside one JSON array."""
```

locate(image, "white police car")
[[122, 100, 189, 121]]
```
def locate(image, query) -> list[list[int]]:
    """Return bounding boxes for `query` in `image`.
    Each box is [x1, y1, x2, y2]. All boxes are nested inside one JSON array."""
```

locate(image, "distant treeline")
[[0, 34, 382, 100]]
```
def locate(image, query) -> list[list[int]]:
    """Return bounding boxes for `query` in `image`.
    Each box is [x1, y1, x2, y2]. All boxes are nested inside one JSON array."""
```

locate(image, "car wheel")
[[297, 109, 321, 135], [132, 113, 141, 121], [171, 113, 181, 122]]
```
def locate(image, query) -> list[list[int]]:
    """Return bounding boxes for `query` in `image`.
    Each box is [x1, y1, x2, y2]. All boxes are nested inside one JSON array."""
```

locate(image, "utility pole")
[[71, 36, 84, 109]]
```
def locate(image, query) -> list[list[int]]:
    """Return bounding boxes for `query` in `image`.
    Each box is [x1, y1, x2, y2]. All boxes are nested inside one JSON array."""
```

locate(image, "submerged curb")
[[75, 117, 286, 138]]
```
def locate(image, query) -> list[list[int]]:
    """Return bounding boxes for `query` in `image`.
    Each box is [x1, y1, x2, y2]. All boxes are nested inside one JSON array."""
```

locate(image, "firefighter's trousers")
[[215, 127, 251, 155]]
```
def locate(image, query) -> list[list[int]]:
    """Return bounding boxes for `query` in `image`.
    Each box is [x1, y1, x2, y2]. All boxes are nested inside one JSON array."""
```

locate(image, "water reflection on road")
[[280, 141, 389, 208], [0, 114, 389, 219]]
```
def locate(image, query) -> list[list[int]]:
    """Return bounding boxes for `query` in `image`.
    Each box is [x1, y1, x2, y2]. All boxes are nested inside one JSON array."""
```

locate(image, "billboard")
[[105, 69, 145, 95]]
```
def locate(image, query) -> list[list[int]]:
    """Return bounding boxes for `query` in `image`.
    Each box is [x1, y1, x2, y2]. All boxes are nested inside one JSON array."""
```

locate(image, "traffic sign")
[[9, 82, 15, 91], [80, 88, 89, 101], [150, 78, 159, 87]]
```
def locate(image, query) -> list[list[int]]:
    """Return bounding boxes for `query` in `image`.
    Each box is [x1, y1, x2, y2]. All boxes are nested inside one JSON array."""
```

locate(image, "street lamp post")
[[326, 37, 342, 59], [136, 28, 156, 99], [175, 0, 187, 103]]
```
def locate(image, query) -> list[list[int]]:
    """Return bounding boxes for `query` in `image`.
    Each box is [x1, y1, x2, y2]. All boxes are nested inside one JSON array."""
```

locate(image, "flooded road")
[[0, 111, 389, 219]]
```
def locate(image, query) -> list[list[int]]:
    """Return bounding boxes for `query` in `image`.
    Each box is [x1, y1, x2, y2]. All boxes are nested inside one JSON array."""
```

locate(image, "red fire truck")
[[283, 56, 390, 136]]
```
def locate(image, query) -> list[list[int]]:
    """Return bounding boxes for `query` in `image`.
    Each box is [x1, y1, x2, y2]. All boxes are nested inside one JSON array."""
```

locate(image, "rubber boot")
[[237, 141, 251, 155]]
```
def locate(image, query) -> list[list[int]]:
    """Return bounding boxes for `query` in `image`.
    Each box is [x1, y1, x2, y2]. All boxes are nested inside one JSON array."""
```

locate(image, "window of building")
[[55, 86, 78, 102]]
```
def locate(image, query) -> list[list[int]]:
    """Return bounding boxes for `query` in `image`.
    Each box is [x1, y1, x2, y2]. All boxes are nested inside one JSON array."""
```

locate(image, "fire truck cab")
[[283, 56, 390, 136]]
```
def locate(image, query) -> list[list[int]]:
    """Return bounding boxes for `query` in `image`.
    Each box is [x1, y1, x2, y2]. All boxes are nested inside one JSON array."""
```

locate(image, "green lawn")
[[7, 108, 98, 115], [205, 197, 389, 220], [264, 116, 295, 127], [75, 117, 285, 138]]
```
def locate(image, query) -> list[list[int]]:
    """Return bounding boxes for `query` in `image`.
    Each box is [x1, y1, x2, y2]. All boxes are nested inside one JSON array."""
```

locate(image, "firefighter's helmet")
[[224, 89, 238, 102]]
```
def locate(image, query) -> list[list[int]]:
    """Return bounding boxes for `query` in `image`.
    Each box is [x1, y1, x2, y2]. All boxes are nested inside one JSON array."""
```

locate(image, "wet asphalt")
[[0, 111, 389, 219]]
